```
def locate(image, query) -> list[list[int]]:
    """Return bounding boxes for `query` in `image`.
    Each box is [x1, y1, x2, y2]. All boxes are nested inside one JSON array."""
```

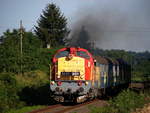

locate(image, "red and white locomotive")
[[50, 47, 131, 103]]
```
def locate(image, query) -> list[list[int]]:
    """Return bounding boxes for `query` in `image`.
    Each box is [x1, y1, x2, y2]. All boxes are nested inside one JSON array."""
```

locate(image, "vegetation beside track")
[[89, 89, 150, 113], [5, 105, 45, 113]]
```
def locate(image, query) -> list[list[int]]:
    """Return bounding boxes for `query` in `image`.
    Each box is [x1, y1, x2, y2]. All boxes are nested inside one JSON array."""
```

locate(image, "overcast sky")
[[0, 0, 150, 52]]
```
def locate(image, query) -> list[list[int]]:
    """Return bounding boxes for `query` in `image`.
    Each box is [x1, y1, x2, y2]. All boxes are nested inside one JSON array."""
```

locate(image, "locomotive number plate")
[[61, 72, 80, 76]]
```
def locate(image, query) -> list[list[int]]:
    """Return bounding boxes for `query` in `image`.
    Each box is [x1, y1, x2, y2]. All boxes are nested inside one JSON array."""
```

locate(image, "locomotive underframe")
[[50, 80, 94, 103]]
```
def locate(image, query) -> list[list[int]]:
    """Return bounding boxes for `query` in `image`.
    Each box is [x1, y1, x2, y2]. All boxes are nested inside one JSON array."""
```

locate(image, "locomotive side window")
[[55, 50, 69, 58], [77, 51, 90, 59]]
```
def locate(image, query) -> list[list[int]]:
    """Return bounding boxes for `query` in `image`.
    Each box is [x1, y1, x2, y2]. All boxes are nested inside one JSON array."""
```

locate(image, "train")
[[50, 47, 131, 103]]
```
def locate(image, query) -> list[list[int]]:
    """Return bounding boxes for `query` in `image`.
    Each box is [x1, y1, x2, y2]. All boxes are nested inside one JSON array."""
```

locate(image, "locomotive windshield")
[[55, 49, 90, 59], [77, 51, 90, 59], [55, 50, 69, 58]]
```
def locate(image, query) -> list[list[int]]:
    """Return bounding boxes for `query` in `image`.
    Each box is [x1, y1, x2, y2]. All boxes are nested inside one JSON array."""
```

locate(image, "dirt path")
[[65, 100, 107, 113]]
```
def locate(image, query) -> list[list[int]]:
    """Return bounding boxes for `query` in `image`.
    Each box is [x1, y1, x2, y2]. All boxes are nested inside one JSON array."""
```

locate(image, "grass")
[[6, 105, 46, 113]]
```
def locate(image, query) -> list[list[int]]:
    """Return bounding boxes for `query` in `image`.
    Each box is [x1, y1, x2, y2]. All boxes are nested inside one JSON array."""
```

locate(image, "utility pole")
[[20, 20, 23, 75]]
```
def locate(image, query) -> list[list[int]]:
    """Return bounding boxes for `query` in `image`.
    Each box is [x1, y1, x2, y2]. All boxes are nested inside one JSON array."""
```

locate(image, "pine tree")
[[35, 3, 69, 48]]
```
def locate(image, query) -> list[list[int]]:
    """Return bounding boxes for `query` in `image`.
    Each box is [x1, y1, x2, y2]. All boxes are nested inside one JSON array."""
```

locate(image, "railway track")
[[28, 99, 106, 113]]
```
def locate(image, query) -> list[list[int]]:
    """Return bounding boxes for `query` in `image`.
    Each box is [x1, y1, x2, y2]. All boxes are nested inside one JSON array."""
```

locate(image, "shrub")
[[110, 89, 145, 113], [0, 73, 24, 113], [90, 89, 145, 113], [15, 70, 49, 87], [15, 70, 52, 105]]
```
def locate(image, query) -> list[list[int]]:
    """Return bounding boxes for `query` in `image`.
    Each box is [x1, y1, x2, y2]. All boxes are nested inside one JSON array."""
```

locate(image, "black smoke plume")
[[67, 0, 150, 52]]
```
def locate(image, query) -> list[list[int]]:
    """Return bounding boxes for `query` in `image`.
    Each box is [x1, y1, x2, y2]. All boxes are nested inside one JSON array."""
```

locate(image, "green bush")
[[90, 89, 145, 113], [110, 89, 145, 113], [0, 71, 52, 113], [0, 73, 24, 113], [15, 70, 49, 87], [15, 70, 52, 105]]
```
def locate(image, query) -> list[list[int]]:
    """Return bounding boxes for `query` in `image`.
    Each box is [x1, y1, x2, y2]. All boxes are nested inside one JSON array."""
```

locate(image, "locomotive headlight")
[[57, 81, 62, 86], [57, 75, 60, 78], [51, 81, 55, 85], [85, 81, 88, 85]]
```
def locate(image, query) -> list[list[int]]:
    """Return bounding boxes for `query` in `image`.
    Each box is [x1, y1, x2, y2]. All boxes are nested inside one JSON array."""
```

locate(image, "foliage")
[[0, 29, 41, 73], [0, 29, 61, 74], [0, 71, 52, 113], [0, 28, 62, 112], [14, 70, 54, 105], [35, 3, 69, 48], [133, 59, 150, 80], [0, 29, 20, 73], [90, 90, 145, 113], [6, 105, 45, 113], [94, 48, 150, 81], [15, 70, 49, 88], [0, 73, 24, 113], [18, 83, 51, 105], [110, 90, 145, 113]]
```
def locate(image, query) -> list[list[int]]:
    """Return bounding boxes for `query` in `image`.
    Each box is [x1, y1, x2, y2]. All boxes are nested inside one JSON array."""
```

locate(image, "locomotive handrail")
[[49, 64, 51, 81]]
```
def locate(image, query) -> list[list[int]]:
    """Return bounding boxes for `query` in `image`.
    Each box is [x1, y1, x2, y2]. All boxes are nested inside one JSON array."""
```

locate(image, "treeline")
[[1, 29, 150, 77], [0, 29, 57, 74], [94, 48, 150, 80]]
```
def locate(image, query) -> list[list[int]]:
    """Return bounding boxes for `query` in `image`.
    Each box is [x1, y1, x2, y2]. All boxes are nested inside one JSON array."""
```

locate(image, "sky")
[[0, 0, 150, 52]]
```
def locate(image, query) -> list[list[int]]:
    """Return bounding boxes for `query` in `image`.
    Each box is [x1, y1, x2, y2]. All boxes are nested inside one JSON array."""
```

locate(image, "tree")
[[35, 3, 69, 48], [0, 29, 43, 73], [0, 73, 23, 113]]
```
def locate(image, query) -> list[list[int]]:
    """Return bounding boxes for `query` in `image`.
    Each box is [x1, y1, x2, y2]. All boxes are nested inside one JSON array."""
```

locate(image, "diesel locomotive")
[[50, 47, 131, 103]]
